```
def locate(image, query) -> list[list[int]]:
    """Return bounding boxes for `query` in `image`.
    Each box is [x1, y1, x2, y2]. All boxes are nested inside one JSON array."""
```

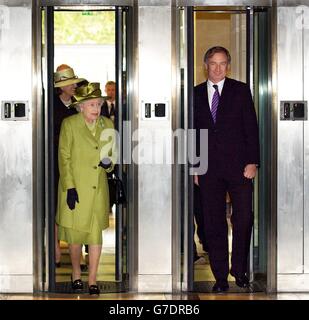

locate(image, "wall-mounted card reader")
[[155, 103, 166, 117], [1, 101, 29, 121], [141, 100, 169, 120], [293, 102, 305, 119], [15, 103, 27, 118], [3, 102, 11, 119], [145, 103, 151, 118], [280, 101, 307, 121]]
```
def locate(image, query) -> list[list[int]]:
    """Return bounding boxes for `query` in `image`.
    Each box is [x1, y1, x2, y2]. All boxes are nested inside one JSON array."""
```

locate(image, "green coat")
[[56, 113, 116, 233]]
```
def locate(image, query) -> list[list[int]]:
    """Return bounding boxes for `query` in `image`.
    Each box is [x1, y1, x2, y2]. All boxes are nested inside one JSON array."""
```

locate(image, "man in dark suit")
[[194, 46, 260, 293], [193, 184, 208, 264], [101, 81, 117, 128]]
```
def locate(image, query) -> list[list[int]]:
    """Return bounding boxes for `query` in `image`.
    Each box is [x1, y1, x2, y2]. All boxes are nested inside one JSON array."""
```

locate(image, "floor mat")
[[55, 280, 128, 294], [193, 281, 265, 293]]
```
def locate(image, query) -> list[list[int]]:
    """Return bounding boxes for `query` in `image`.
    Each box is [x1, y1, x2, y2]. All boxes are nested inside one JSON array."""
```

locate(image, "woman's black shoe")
[[71, 277, 84, 291], [89, 284, 100, 296]]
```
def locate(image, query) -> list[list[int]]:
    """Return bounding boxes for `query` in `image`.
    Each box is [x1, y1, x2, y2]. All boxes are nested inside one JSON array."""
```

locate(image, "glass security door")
[[41, 4, 131, 293], [179, 5, 272, 293]]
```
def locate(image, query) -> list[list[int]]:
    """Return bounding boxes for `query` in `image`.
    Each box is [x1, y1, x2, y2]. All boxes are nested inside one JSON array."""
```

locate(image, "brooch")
[[99, 117, 105, 128]]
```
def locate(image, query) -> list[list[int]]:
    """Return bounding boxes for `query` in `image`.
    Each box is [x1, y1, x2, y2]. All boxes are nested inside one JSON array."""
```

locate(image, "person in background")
[[53, 64, 85, 268], [101, 80, 117, 126], [56, 82, 116, 295]]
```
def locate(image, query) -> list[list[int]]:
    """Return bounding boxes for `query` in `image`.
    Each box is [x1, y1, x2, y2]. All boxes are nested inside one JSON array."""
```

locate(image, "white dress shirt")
[[207, 78, 225, 110], [107, 100, 115, 115]]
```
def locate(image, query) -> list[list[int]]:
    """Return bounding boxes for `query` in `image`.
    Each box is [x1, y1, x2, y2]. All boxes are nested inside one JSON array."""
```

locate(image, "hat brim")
[[70, 95, 108, 108], [54, 78, 85, 88]]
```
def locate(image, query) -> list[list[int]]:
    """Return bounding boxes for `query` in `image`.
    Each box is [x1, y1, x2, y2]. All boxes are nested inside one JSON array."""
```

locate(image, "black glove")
[[66, 188, 79, 210], [99, 158, 112, 170]]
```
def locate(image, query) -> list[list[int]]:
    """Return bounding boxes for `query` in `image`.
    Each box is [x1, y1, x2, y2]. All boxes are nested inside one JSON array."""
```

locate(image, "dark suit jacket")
[[53, 94, 77, 189], [101, 100, 118, 130], [194, 77, 260, 176]]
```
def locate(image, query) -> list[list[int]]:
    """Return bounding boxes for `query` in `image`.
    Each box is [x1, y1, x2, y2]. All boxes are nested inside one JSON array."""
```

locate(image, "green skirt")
[[58, 217, 103, 245]]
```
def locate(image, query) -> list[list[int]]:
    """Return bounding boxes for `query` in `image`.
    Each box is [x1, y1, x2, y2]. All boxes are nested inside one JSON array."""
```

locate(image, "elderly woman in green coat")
[[56, 82, 116, 295]]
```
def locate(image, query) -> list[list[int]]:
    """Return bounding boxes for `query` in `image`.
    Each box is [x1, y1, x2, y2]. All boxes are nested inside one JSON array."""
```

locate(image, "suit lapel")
[[101, 101, 110, 118]]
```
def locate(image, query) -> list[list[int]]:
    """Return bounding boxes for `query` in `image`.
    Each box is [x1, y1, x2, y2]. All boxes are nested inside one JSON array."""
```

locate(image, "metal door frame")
[[32, 0, 138, 293], [179, 4, 277, 293]]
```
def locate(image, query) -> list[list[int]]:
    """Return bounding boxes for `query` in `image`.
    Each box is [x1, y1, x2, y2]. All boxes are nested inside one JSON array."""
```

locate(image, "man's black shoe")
[[212, 280, 229, 293], [231, 273, 250, 288]]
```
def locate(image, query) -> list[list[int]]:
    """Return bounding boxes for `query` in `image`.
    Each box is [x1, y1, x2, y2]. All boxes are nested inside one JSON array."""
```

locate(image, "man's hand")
[[243, 164, 257, 179], [194, 174, 199, 186]]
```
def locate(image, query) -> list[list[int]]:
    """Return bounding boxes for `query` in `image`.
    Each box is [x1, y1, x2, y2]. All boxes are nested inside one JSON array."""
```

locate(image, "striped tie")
[[211, 84, 220, 123]]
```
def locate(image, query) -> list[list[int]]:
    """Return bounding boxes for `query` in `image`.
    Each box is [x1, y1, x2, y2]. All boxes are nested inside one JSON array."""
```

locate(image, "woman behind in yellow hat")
[[53, 64, 86, 268]]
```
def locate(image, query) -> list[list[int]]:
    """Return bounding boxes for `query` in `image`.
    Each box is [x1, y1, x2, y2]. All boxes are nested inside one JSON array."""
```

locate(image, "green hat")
[[54, 67, 85, 88], [70, 82, 104, 108]]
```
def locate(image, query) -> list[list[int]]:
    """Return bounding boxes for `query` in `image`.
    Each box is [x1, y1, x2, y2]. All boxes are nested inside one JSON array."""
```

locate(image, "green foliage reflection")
[[54, 11, 115, 45]]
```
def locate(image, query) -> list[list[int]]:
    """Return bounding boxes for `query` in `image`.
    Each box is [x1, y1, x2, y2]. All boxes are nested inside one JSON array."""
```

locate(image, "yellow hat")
[[70, 82, 104, 108], [54, 66, 85, 88]]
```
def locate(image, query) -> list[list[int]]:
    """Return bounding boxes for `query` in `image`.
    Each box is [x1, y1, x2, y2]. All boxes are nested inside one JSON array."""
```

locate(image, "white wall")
[[55, 44, 115, 88], [0, 3, 33, 293]]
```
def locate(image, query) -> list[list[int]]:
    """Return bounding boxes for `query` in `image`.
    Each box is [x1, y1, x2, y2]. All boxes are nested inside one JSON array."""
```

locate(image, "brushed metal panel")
[[176, 0, 308, 6], [277, 0, 309, 6], [127, 2, 139, 292], [0, 0, 30, 6], [171, 4, 181, 292], [176, 0, 272, 6], [277, 7, 304, 274], [278, 274, 309, 292], [138, 275, 172, 292], [304, 7, 309, 273], [138, 5, 172, 276], [268, 6, 278, 293], [0, 6, 32, 286], [0, 276, 33, 293], [139, 0, 171, 5], [41, 0, 133, 6]]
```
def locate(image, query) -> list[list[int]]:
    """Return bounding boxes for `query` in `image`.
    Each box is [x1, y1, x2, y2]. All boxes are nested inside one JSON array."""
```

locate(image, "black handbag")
[[109, 172, 126, 205]]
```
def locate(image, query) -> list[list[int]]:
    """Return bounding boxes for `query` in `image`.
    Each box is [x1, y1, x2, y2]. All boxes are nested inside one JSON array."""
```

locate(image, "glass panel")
[[194, 11, 246, 86], [121, 8, 128, 278], [54, 10, 116, 87], [253, 10, 271, 286], [51, 8, 128, 293], [192, 9, 247, 292], [178, 6, 187, 291], [190, 7, 271, 292]]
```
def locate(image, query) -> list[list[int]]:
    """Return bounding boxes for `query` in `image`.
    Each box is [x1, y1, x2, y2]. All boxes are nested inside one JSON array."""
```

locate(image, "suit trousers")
[[193, 184, 208, 257], [199, 168, 253, 281]]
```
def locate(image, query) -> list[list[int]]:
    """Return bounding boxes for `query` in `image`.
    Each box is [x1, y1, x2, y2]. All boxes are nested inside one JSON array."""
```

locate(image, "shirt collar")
[[207, 78, 225, 92]]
